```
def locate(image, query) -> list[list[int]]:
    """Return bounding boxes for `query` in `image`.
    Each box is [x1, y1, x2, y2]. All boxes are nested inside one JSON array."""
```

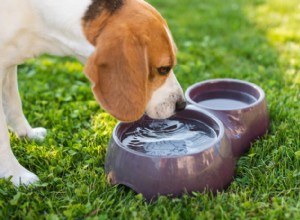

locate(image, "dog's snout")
[[175, 100, 187, 112]]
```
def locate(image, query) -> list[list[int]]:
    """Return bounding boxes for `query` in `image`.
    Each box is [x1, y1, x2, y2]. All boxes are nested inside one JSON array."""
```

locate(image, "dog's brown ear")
[[84, 32, 148, 122]]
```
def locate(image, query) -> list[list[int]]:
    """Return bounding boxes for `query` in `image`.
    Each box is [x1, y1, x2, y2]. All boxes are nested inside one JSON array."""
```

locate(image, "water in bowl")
[[121, 118, 217, 156], [194, 90, 257, 110]]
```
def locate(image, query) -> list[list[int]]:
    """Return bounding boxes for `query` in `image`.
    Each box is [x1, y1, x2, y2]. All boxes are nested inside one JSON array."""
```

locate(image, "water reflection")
[[122, 118, 217, 156]]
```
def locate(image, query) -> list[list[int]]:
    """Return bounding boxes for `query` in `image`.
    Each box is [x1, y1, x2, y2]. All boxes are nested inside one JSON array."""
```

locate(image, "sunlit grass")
[[246, 0, 300, 84], [0, 0, 299, 219]]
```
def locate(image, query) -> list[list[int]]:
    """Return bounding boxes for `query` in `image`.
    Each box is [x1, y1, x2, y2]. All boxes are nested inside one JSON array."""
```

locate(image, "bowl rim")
[[111, 105, 225, 159], [185, 78, 266, 111]]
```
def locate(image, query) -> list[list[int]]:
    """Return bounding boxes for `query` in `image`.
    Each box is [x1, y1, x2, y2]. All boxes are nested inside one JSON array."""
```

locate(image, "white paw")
[[27, 127, 47, 141], [11, 170, 39, 186], [2, 164, 39, 186]]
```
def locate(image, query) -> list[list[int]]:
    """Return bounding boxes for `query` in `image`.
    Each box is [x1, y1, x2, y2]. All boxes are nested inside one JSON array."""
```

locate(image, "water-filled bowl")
[[185, 78, 269, 157], [105, 106, 236, 199]]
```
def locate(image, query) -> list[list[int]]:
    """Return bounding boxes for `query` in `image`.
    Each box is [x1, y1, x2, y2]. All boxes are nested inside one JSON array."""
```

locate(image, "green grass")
[[1, 0, 299, 219]]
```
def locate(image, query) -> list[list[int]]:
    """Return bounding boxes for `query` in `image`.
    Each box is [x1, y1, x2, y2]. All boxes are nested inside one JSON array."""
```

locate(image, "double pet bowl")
[[105, 79, 269, 199]]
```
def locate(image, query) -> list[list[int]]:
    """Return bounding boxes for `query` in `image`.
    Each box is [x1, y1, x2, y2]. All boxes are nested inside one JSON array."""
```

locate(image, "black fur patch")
[[83, 0, 124, 22]]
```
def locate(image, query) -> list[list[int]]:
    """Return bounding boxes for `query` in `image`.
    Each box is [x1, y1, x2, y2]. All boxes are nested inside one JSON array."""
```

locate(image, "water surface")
[[121, 118, 217, 156], [195, 90, 256, 110]]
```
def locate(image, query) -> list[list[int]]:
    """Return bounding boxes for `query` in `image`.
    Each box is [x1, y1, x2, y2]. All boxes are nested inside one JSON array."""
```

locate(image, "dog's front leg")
[[0, 68, 39, 186], [3, 66, 46, 140]]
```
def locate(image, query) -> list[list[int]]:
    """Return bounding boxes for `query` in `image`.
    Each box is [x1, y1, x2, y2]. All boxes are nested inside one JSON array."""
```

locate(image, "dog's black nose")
[[175, 100, 187, 112]]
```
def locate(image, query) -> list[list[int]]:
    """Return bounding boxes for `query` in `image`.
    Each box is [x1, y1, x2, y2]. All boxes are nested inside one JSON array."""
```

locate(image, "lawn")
[[0, 0, 299, 219]]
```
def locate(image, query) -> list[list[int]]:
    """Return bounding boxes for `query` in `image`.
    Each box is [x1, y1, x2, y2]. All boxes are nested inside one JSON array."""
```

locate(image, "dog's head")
[[83, 0, 185, 122]]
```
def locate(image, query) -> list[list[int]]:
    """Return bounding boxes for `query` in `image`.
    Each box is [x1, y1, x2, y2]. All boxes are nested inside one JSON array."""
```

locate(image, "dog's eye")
[[157, 66, 171, 75]]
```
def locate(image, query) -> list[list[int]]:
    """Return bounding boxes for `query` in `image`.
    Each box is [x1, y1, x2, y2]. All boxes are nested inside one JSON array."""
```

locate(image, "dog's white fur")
[[0, 0, 184, 186]]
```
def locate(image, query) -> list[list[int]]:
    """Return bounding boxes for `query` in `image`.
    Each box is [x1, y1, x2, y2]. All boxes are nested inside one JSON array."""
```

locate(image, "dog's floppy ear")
[[84, 32, 148, 122]]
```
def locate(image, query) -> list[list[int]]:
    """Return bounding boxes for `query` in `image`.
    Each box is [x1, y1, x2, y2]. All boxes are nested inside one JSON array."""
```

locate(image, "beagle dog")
[[0, 0, 186, 186]]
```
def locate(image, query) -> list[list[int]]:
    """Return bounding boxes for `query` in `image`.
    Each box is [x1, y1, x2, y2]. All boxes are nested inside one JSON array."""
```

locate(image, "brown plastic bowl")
[[105, 106, 236, 200], [185, 78, 269, 157]]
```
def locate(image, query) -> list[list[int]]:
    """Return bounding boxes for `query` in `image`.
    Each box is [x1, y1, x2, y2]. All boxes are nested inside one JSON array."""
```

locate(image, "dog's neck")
[[30, 0, 95, 63]]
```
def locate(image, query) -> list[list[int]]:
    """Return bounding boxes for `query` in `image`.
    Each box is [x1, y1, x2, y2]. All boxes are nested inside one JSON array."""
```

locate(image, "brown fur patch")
[[83, 0, 177, 121], [83, 0, 123, 22]]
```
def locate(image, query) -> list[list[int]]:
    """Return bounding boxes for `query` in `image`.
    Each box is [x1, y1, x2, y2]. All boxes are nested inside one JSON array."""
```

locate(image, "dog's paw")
[[11, 170, 39, 186], [27, 127, 47, 141], [2, 165, 39, 186]]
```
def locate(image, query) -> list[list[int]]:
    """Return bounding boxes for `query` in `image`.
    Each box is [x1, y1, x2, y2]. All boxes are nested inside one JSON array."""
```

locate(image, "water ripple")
[[121, 118, 217, 156]]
